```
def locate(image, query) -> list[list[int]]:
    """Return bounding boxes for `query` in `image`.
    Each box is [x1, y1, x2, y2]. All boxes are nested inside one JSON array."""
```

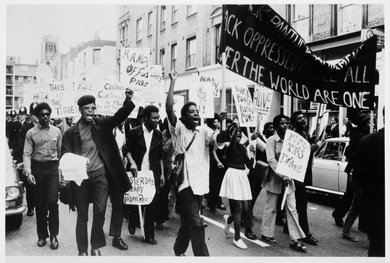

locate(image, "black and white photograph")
[[3, 1, 388, 261]]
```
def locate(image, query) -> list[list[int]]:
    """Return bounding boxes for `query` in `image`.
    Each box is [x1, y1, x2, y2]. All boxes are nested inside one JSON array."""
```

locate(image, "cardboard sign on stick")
[[275, 129, 311, 182]]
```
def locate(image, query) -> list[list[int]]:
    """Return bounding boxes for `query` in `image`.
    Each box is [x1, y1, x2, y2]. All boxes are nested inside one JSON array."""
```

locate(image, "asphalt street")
[[6, 189, 369, 258]]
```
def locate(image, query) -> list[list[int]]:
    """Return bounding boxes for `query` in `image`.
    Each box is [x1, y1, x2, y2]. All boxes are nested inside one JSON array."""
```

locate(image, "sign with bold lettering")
[[120, 48, 151, 89], [220, 5, 377, 109], [275, 129, 311, 182], [123, 170, 156, 205], [253, 84, 273, 115], [232, 83, 256, 127]]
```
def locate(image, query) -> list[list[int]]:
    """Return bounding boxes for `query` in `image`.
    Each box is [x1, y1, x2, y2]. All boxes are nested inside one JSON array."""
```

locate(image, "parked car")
[[306, 137, 349, 196], [5, 145, 25, 228]]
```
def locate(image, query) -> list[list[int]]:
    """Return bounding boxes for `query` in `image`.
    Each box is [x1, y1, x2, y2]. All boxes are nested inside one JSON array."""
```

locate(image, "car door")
[[312, 141, 344, 193]]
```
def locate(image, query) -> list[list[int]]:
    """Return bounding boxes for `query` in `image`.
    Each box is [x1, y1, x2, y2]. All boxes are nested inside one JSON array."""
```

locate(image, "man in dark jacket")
[[354, 124, 384, 257], [61, 90, 134, 256], [290, 111, 319, 246], [123, 105, 164, 245]]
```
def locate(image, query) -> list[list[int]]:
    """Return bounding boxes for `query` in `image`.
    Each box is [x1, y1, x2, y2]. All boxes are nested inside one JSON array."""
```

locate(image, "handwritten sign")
[[253, 84, 273, 115], [191, 81, 215, 118], [232, 83, 256, 127], [120, 48, 150, 89], [220, 5, 377, 109], [275, 129, 311, 182], [199, 75, 220, 97], [123, 170, 156, 205], [22, 82, 77, 118]]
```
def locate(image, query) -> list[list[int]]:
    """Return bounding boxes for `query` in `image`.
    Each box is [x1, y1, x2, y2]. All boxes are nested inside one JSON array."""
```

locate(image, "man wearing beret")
[[23, 102, 62, 250], [61, 89, 135, 256]]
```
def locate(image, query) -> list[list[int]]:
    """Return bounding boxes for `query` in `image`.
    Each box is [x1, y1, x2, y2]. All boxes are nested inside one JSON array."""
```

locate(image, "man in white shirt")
[[124, 105, 164, 245], [166, 72, 215, 256]]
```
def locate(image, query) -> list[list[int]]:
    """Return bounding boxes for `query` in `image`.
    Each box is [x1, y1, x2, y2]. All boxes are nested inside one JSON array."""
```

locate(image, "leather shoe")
[[78, 252, 88, 256], [112, 236, 128, 250], [245, 231, 257, 240], [37, 238, 46, 247], [216, 204, 226, 210], [332, 212, 344, 227], [290, 241, 307, 252], [142, 238, 157, 245], [156, 223, 165, 230], [261, 235, 276, 243], [302, 234, 318, 246], [50, 236, 59, 249], [91, 249, 101, 256], [128, 223, 136, 235], [27, 208, 34, 216]]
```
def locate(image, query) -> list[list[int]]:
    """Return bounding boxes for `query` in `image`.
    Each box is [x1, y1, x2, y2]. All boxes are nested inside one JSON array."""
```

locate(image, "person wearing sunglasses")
[[23, 102, 62, 250], [61, 89, 135, 256]]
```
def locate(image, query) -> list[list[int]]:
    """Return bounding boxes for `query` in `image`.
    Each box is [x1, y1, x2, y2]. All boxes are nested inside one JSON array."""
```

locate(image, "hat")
[[10, 110, 17, 118], [78, 95, 96, 108], [34, 102, 52, 116], [19, 106, 27, 115], [29, 102, 38, 115]]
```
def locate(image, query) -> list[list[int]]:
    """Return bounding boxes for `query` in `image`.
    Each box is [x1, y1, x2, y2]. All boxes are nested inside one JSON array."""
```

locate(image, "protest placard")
[[120, 48, 151, 89], [219, 5, 377, 109], [123, 170, 156, 205], [253, 84, 273, 115], [191, 81, 215, 118], [275, 129, 311, 182], [232, 83, 256, 127], [22, 82, 77, 118], [199, 75, 221, 97]]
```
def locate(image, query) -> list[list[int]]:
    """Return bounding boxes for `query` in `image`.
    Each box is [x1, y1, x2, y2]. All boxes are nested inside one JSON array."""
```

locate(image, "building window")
[[172, 5, 178, 23], [147, 11, 153, 36], [338, 4, 363, 34], [72, 59, 75, 74], [83, 52, 86, 67], [93, 49, 101, 65], [120, 20, 129, 46], [6, 86, 13, 95], [136, 18, 143, 42], [160, 5, 166, 30], [186, 37, 196, 69], [171, 43, 177, 70], [292, 5, 310, 42], [187, 5, 197, 17], [160, 49, 165, 71], [215, 23, 221, 63]]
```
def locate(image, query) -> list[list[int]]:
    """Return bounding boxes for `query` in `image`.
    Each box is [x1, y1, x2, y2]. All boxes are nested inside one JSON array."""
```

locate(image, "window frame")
[[160, 5, 166, 31], [186, 36, 196, 69], [92, 48, 101, 65], [171, 43, 177, 71], [136, 17, 143, 42]]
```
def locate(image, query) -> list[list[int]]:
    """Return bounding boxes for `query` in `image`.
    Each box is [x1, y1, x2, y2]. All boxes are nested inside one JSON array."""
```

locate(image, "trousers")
[[74, 171, 108, 253], [31, 160, 59, 240], [173, 187, 209, 256]]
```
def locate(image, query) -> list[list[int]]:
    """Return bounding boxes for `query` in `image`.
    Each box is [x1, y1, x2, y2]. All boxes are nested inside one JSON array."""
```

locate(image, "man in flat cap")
[[61, 89, 135, 256], [23, 102, 62, 250]]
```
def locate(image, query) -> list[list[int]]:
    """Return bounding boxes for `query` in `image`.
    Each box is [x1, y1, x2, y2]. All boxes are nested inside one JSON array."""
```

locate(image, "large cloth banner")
[[220, 5, 377, 109], [275, 129, 311, 182], [232, 83, 256, 127], [253, 84, 273, 115], [124, 170, 156, 205]]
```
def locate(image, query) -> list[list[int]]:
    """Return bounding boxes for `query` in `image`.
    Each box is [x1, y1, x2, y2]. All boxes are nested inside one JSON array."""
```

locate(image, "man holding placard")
[[123, 105, 164, 245], [61, 89, 135, 256], [261, 114, 307, 253]]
